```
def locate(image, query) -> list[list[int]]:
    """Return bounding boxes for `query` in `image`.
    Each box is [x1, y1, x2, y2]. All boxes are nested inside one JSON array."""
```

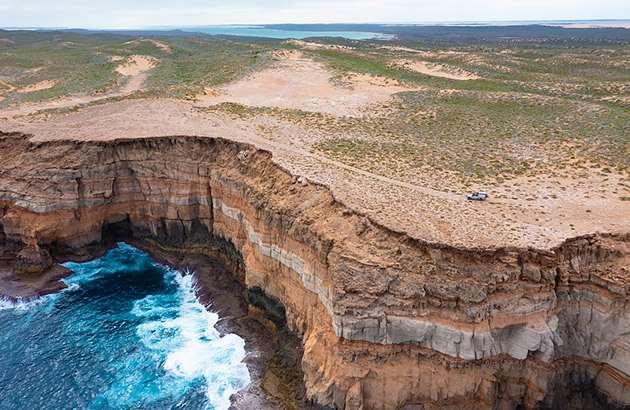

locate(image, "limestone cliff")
[[1, 132, 629, 409]]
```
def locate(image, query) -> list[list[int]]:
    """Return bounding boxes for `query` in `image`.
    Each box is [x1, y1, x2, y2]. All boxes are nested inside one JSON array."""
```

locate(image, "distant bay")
[[0, 25, 394, 40], [107, 25, 395, 39]]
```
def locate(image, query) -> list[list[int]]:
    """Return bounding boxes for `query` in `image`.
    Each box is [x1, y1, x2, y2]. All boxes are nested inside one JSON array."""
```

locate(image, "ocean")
[[0, 243, 250, 410], [166, 25, 394, 39]]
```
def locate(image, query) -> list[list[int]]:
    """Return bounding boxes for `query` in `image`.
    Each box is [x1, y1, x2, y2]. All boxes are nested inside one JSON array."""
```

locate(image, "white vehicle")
[[467, 191, 488, 201]]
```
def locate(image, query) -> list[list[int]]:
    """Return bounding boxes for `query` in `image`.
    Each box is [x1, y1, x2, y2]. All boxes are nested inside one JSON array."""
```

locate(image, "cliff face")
[[1, 133, 629, 409]]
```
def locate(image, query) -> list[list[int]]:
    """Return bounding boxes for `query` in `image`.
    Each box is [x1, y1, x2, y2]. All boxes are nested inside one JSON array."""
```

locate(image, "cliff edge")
[[1, 132, 629, 409]]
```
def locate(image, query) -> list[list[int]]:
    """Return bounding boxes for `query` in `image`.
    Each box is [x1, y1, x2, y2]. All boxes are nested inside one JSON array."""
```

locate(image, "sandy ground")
[[0, 80, 14, 101], [199, 51, 413, 116], [122, 39, 173, 53], [0, 55, 156, 119], [1, 57, 628, 250], [4, 97, 629, 250], [17, 80, 55, 93], [115, 55, 156, 76], [285, 39, 355, 51], [394, 60, 480, 80], [115, 55, 156, 93], [544, 22, 630, 29], [0, 79, 16, 93]]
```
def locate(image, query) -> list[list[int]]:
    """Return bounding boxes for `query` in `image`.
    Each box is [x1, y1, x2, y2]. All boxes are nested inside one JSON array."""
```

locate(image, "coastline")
[[127, 238, 320, 410], [133, 241, 285, 410], [0, 237, 310, 410], [1, 134, 628, 408], [0, 263, 71, 302]]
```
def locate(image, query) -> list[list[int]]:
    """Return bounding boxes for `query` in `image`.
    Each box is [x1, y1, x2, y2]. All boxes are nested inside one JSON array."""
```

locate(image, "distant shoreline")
[[2, 21, 629, 42], [3, 20, 630, 30]]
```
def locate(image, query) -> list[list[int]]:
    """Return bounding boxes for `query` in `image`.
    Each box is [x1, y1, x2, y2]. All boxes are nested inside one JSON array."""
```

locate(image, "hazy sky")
[[1, 0, 628, 28]]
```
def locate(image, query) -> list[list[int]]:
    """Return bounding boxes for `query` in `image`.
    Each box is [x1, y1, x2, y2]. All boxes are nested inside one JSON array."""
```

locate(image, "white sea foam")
[[0, 264, 84, 312], [6, 243, 251, 409], [0, 294, 55, 311], [134, 268, 250, 410], [60, 265, 107, 291]]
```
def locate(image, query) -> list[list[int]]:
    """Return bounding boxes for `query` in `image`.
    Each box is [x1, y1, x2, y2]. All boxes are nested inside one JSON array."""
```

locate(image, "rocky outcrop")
[[13, 246, 53, 276], [0, 132, 629, 409]]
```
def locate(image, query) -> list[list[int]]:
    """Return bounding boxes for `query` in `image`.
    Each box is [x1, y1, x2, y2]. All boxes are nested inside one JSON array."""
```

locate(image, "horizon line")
[[2, 18, 630, 30]]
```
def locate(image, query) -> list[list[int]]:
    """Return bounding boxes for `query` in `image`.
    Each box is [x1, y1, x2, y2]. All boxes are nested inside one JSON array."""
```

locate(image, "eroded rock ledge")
[[0, 132, 629, 409]]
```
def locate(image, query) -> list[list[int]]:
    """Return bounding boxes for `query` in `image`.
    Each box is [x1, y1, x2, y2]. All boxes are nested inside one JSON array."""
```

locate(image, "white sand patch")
[[198, 59, 413, 116], [394, 60, 480, 80], [144, 39, 172, 53], [600, 95, 630, 104], [285, 39, 355, 51], [18, 80, 55, 93], [544, 22, 630, 29], [270, 49, 311, 61], [0, 79, 16, 93], [115, 55, 157, 93], [377, 45, 425, 53], [123, 39, 173, 53], [115, 55, 156, 77], [0, 55, 158, 118]]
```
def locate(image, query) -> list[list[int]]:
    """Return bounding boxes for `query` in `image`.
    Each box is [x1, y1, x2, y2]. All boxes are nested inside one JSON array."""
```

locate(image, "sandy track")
[[0, 80, 14, 101], [0, 80, 16, 94]]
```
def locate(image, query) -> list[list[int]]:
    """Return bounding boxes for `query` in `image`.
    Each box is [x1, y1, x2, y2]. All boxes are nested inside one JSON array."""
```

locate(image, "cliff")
[[1, 132, 629, 409]]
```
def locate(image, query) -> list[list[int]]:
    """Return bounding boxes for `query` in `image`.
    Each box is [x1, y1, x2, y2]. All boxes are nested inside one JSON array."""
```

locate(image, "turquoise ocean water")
[[88, 25, 394, 39], [0, 243, 249, 410]]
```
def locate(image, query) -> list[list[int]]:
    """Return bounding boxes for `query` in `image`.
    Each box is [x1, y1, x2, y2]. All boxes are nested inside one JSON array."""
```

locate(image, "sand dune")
[[394, 60, 480, 80], [18, 80, 55, 93], [199, 54, 413, 116]]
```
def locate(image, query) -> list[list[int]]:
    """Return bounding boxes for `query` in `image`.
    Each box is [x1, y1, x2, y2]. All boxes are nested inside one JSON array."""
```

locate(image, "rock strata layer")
[[0, 132, 629, 409]]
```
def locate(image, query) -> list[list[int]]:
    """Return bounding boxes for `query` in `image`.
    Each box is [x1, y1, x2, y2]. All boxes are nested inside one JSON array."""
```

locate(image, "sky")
[[0, 0, 629, 28]]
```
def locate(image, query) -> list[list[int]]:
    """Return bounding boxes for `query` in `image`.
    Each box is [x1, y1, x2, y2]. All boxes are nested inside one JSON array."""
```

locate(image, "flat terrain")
[[1, 28, 629, 249]]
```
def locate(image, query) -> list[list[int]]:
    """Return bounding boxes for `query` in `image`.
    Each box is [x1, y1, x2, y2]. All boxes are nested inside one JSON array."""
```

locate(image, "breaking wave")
[[0, 243, 249, 410]]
